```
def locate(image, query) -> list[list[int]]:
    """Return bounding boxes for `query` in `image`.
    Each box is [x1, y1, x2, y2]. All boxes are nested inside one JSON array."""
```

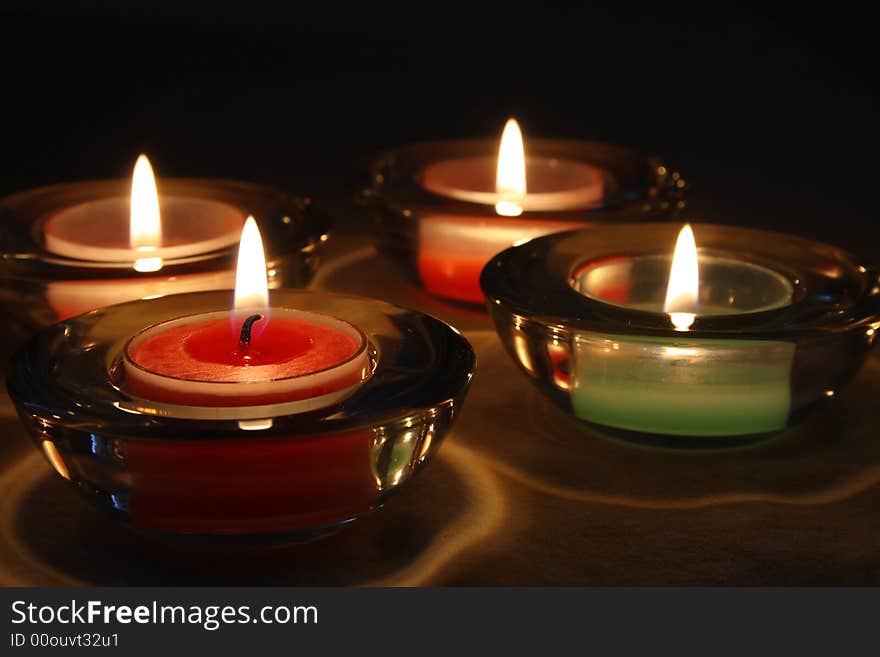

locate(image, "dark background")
[[1, 3, 878, 261]]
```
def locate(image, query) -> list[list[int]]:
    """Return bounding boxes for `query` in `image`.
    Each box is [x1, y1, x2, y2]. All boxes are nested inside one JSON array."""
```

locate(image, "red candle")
[[418, 215, 593, 303], [118, 217, 377, 536], [124, 309, 369, 407], [124, 429, 379, 534]]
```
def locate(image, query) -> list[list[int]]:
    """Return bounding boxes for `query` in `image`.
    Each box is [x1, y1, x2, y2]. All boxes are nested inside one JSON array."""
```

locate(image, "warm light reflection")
[[130, 154, 163, 272], [234, 216, 270, 312], [42, 440, 71, 480], [663, 346, 699, 358], [238, 418, 274, 430], [547, 338, 571, 391], [664, 224, 699, 331], [495, 118, 527, 217], [512, 321, 535, 374], [418, 423, 435, 461]]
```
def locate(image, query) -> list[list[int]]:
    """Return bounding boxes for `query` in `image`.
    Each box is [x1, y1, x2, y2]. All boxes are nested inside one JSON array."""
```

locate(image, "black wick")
[[239, 313, 264, 348]]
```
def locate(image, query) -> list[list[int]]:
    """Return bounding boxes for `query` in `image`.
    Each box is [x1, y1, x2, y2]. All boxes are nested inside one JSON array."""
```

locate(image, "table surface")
[[2, 231, 880, 586]]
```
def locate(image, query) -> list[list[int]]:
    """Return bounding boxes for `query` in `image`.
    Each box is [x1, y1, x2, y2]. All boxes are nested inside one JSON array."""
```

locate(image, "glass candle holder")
[[0, 178, 329, 340], [6, 290, 475, 544], [481, 223, 880, 446], [361, 138, 686, 305]]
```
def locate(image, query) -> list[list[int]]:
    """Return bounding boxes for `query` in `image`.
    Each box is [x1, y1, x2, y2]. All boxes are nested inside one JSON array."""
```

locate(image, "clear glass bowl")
[[481, 222, 880, 447], [361, 138, 686, 305], [0, 178, 329, 345], [6, 290, 475, 544]]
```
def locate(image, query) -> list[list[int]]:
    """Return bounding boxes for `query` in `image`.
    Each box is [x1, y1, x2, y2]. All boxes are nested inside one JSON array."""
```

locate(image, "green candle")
[[570, 333, 795, 436], [563, 224, 798, 437], [481, 222, 876, 444]]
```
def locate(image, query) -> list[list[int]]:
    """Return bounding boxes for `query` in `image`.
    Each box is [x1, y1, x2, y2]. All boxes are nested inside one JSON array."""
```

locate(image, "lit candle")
[[119, 217, 374, 534], [43, 155, 247, 319], [44, 156, 244, 266], [422, 119, 605, 213], [8, 197, 474, 540], [416, 118, 604, 304], [369, 124, 684, 308], [123, 217, 371, 407], [570, 224, 796, 437], [482, 218, 880, 444]]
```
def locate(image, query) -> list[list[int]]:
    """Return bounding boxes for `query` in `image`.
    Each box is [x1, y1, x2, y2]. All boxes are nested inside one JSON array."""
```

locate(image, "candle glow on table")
[[418, 118, 602, 303], [43, 154, 247, 319], [570, 224, 797, 437]]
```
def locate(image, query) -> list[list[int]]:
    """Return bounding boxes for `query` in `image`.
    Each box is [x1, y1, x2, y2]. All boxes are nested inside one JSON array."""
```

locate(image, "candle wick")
[[239, 313, 264, 348]]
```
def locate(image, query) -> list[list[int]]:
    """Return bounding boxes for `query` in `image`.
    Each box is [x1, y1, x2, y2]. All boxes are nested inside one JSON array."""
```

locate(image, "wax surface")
[[130, 317, 360, 382], [571, 254, 795, 315], [421, 155, 605, 211], [42, 195, 245, 261]]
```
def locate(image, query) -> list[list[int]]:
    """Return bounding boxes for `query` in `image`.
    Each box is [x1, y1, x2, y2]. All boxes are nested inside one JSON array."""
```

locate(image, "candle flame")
[[234, 216, 269, 312], [664, 224, 699, 331], [495, 118, 527, 217], [130, 154, 163, 272]]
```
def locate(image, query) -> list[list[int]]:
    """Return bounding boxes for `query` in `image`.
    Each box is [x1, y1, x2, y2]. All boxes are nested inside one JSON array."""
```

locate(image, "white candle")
[[42, 156, 244, 266], [40, 154, 249, 319], [421, 119, 604, 213], [43, 195, 244, 263]]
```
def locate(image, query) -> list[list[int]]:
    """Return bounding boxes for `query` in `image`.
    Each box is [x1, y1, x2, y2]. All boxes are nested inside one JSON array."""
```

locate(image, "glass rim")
[[1, 177, 328, 274], [481, 222, 880, 337], [364, 137, 685, 220], [7, 289, 476, 433]]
